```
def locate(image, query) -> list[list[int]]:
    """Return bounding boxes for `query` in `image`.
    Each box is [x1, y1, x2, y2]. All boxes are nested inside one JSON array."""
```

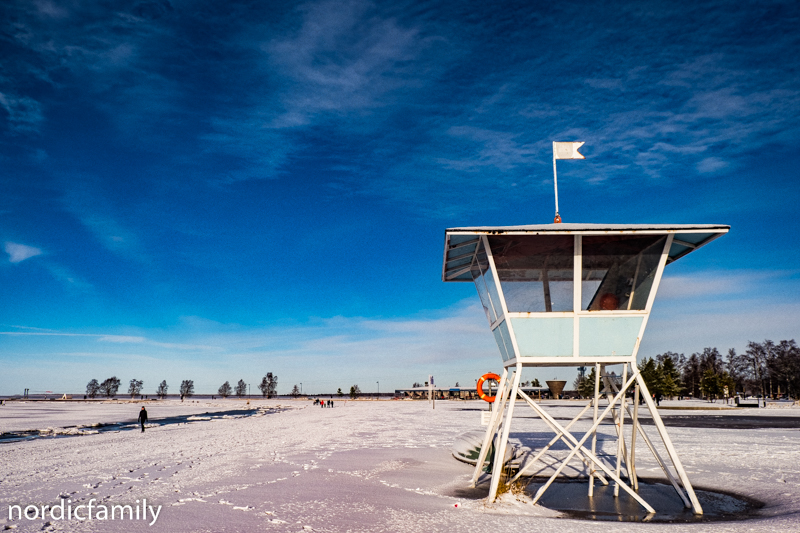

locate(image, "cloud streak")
[[3, 0, 796, 210], [4, 241, 42, 263]]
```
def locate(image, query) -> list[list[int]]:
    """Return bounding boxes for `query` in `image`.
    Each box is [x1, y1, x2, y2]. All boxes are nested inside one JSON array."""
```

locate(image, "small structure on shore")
[[545, 380, 567, 399], [442, 221, 728, 515]]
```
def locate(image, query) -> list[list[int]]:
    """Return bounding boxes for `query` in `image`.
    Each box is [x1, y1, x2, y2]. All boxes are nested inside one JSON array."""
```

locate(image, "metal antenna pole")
[[552, 142, 561, 223]]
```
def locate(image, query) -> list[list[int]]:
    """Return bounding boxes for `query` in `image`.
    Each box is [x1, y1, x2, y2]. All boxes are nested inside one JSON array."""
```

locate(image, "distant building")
[[394, 386, 547, 400]]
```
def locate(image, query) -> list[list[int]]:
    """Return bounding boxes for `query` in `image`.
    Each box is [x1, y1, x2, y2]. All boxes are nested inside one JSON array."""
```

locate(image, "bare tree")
[[99, 377, 121, 398], [234, 379, 247, 398], [218, 381, 232, 398], [349, 384, 361, 399], [258, 373, 278, 398], [86, 379, 100, 398], [180, 380, 194, 399], [128, 379, 144, 398], [156, 380, 168, 399], [290, 384, 300, 397]]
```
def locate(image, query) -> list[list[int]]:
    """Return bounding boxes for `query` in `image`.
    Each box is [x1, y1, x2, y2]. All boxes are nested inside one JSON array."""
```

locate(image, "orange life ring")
[[477, 373, 501, 403]]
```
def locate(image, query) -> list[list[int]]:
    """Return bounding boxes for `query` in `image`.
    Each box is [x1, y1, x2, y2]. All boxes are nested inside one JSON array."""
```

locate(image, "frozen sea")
[[0, 398, 799, 532]]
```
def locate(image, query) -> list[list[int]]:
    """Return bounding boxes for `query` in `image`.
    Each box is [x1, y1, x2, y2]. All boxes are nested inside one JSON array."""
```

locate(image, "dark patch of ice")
[[524, 478, 763, 523], [0, 407, 283, 444]]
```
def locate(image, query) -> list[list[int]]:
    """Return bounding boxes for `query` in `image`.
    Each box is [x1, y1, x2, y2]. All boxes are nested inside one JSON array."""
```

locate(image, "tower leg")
[[629, 381, 640, 491], [488, 365, 522, 502], [613, 364, 628, 497], [588, 362, 601, 497], [606, 373, 690, 508], [636, 373, 704, 514], [470, 368, 509, 487], [602, 367, 632, 493]]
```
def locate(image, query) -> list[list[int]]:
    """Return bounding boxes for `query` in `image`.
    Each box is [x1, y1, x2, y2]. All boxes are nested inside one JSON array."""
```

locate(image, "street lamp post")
[[377, 381, 379, 399]]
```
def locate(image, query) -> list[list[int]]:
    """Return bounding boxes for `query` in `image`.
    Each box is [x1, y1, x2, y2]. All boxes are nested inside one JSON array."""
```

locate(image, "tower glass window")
[[581, 235, 666, 311], [488, 235, 574, 312], [470, 240, 499, 324]]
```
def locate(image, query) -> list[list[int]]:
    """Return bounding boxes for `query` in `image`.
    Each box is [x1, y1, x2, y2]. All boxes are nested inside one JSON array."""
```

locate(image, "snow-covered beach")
[[1, 399, 799, 532]]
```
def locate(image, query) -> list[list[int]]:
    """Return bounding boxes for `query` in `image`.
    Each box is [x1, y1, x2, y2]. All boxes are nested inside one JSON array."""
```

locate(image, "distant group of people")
[[313, 399, 334, 408]]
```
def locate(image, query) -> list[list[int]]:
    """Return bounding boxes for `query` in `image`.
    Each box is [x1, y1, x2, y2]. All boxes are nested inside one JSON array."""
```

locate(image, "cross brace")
[[470, 362, 703, 516]]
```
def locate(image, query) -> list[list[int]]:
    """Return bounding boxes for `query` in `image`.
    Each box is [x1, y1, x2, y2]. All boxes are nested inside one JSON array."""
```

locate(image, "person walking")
[[138, 406, 148, 432]]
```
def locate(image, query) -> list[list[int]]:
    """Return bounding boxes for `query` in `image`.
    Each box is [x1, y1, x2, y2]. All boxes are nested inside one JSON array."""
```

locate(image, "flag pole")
[[552, 142, 561, 223]]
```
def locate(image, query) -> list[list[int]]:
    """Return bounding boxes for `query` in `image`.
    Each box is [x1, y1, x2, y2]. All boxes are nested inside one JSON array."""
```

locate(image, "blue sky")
[[1, 0, 799, 396]]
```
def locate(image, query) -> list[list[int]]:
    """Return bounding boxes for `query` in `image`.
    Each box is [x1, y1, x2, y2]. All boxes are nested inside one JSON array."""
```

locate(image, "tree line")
[[288, 384, 361, 398], [86, 372, 279, 399], [573, 339, 800, 401], [216, 373, 278, 398]]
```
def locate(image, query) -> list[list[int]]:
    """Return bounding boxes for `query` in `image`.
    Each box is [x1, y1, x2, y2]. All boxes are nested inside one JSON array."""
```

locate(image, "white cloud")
[[4, 241, 43, 263], [265, 0, 424, 125], [657, 270, 798, 300], [0, 301, 500, 394], [0, 92, 43, 133], [34, 0, 68, 18], [642, 301, 800, 358], [97, 335, 146, 344], [696, 156, 728, 174]]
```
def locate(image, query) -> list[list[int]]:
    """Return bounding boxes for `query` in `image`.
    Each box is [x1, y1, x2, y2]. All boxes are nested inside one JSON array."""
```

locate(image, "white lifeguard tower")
[[442, 222, 728, 514]]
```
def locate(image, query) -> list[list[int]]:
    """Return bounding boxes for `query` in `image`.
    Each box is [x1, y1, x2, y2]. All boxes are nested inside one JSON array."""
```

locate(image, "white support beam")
[[605, 370, 691, 508], [672, 238, 697, 249], [470, 368, 510, 487], [589, 362, 601, 497], [636, 373, 703, 514], [488, 366, 522, 501], [514, 393, 608, 485], [573, 234, 581, 357], [530, 371, 655, 514]]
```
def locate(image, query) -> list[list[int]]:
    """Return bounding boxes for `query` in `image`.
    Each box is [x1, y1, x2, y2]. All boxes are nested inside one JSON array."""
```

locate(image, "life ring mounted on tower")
[[476, 373, 501, 403]]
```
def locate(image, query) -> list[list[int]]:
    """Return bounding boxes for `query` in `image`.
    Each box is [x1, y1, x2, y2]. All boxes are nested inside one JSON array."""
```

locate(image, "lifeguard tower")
[[442, 222, 728, 514]]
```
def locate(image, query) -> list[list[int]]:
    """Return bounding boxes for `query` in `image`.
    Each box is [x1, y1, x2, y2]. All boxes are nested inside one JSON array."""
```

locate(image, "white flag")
[[553, 141, 585, 160]]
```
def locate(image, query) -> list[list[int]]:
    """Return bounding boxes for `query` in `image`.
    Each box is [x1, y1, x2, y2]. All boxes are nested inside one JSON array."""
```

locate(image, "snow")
[[0, 398, 798, 532]]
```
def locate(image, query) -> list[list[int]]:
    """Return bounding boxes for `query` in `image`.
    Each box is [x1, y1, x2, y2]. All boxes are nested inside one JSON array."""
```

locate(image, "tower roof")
[[443, 223, 729, 282]]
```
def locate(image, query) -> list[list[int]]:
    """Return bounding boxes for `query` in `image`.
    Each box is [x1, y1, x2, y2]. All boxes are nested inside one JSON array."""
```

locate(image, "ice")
[[0, 398, 798, 532]]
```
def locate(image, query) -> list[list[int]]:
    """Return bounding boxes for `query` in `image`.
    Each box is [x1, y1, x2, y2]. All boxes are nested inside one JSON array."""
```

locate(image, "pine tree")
[[638, 358, 660, 396], [682, 353, 701, 397], [659, 356, 683, 398], [577, 366, 597, 398], [700, 369, 721, 401]]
